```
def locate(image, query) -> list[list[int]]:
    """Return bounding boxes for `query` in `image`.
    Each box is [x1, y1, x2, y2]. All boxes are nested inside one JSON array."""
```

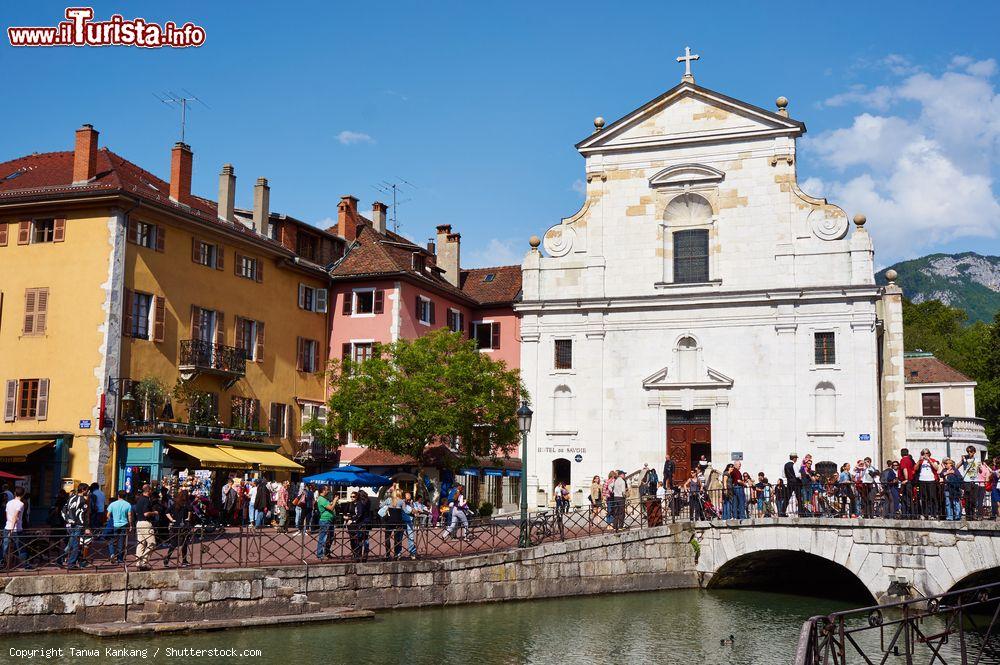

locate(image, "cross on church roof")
[[676, 46, 700, 83]]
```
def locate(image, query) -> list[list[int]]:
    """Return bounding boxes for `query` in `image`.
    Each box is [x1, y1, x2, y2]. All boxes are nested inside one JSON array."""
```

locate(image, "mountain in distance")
[[875, 252, 1000, 324]]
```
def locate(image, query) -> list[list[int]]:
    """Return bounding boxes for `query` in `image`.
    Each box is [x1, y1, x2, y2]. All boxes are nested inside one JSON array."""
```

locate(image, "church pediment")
[[642, 364, 734, 390], [576, 81, 804, 155]]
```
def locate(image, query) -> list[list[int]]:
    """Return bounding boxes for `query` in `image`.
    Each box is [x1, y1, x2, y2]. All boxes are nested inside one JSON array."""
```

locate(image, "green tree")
[[319, 328, 528, 463]]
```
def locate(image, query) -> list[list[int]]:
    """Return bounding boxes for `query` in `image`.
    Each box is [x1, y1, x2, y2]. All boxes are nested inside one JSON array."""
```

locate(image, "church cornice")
[[514, 284, 883, 314]]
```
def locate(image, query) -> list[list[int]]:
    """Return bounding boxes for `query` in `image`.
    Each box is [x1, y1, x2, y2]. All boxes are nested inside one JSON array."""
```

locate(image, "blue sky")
[[2, 1, 999, 267]]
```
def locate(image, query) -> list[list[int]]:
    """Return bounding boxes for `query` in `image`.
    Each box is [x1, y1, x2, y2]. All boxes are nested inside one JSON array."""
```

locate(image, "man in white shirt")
[[2, 487, 31, 569]]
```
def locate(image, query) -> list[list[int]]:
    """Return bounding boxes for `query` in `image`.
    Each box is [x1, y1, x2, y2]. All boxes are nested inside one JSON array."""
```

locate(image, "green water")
[[1, 589, 855, 664]]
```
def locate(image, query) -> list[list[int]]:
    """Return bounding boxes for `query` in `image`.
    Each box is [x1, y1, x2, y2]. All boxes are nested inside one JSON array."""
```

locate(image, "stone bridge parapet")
[[694, 518, 1000, 602]]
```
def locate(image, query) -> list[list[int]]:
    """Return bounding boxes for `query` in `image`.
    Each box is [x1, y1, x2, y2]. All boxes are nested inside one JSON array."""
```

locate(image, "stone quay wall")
[[0, 523, 699, 634]]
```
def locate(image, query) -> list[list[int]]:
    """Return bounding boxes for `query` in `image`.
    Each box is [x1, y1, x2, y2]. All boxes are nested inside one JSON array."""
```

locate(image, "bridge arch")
[[706, 549, 875, 602]]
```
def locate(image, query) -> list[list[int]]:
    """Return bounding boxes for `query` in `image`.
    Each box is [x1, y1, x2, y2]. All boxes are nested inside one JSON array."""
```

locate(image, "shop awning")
[[0, 439, 54, 462], [169, 443, 245, 468], [220, 447, 304, 471]]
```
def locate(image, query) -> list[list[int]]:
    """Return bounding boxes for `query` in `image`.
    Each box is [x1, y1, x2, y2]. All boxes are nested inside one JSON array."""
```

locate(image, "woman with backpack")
[[442, 484, 471, 542]]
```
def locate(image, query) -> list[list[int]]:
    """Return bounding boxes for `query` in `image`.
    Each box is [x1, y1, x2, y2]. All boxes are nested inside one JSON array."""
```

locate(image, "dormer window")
[[412, 253, 426, 271]]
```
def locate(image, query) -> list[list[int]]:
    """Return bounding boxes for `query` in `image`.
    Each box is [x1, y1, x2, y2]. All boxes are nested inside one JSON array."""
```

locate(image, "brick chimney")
[[218, 164, 236, 222], [436, 224, 460, 286], [371, 201, 388, 234], [73, 124, 99, 184], [252, 177, 270, 236], [169, 142, 193, 206], [337, 195, 360, 242]]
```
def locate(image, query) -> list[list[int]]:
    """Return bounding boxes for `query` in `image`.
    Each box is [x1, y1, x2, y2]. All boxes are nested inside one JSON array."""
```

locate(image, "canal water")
[[1, 588, 995, 664]]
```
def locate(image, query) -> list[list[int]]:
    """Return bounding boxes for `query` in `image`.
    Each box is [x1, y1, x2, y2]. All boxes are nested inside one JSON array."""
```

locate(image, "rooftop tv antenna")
[[371, 178, 416, 233], [154, 89, 209, 144]]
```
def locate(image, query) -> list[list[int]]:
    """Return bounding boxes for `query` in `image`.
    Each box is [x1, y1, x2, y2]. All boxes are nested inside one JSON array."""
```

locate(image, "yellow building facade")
[[0, 126, 330, 519]]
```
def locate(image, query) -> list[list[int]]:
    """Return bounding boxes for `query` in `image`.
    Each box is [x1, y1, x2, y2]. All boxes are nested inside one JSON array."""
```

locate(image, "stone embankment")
[[0, 523, 698, 635]]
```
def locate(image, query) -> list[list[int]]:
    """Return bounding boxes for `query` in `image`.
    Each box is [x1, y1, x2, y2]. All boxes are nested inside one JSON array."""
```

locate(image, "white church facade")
[[517, 54, 907, 502]]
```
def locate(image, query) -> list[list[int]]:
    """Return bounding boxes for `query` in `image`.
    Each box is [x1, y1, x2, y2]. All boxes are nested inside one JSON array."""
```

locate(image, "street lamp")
[[517, 401, 533, 548], [941, 414, 955, 459]]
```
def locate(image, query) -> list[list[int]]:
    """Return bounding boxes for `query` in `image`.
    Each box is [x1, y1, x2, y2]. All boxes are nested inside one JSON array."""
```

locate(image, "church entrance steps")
[[76, 607, 374, 637]]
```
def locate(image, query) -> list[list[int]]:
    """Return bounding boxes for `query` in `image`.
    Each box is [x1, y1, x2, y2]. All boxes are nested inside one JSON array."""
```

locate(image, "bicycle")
[[528, 509, 562, 545]]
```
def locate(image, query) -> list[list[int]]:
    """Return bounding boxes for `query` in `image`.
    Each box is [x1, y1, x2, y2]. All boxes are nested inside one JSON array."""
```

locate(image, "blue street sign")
[[574, 454, 583, 463], [859, 434, 871, 441], [79, 419, 91, 429]]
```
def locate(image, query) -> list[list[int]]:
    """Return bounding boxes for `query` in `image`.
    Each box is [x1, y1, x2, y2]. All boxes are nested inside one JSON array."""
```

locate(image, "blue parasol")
[[303, 466, 392, 487]]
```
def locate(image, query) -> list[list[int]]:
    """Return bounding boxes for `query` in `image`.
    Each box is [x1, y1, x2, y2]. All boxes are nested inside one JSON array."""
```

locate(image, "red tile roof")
[[460, 265, 522, 305], [904, 355, 974, 384], [330, 224, 521, 306], [351, 448, 418, 467], [0, 149, 307, 258]]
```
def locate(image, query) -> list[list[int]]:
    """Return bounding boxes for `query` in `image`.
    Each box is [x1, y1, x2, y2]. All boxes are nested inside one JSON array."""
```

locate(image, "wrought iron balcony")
[[124, 419, 267, 442], [179, 339, 246, 386]]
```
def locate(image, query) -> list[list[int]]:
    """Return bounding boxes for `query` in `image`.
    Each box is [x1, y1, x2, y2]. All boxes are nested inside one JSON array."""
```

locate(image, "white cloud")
[[336, 130, 374, 145], [821, 84, 894, 111], [571, 179, 586, 196], [805, 57, 1000, 261], [464, 238, 523, 268]]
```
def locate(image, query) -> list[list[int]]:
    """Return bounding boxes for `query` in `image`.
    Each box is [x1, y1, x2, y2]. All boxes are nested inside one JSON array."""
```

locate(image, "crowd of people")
[[613, 445, 1000, 522], [0, 474, 489, 571]]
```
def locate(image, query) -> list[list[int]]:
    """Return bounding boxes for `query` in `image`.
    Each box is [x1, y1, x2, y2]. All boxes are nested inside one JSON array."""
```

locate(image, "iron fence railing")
[[796, 580, 1000, 664], [6, 482, 1000, 577]]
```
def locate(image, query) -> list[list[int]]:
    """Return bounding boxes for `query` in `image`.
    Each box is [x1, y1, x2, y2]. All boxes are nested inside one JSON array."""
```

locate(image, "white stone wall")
[[520, 83, 886, 498]]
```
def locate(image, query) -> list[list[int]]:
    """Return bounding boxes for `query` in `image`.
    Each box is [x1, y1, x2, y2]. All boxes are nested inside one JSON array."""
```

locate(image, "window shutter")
[[36, 378, 49, 421], [373, 289, 384, 314], [343, 291, 353, 315], [234, 252, 243, 276], [269, 403, 279, 437], [155, 226, 165, 252], [0, 222, 8, 246], [153, 295, 165, 342], [341, 342, 351, 361], [52, 218, 66, 242], [285, 404, 293, 439], [17, 221, 30, 245], [35, 288, 48, 334], [255, 321, 265, 362], [23, 288, 36, 334], [3, 380, 16, 422], [255, 260, 263, 283], [492, 321, 501, 349], [127, 219, 138, 245], [191, 237, 199, 263], [429, 301, 436, 324], [252, 398, 260, 430], [215, 244, 224, 270], [298, 284, 307, 310], [190, 305, 201, 341], [296, 337, 305, 371], [458, 312, 464, 333], [215, 311, 225, 347], [415, 295, 421, 318], [316, 288, 328, 313], [235, 317, 245, 353], [469, 320, 474, 339], [122, 288, 134, 337]]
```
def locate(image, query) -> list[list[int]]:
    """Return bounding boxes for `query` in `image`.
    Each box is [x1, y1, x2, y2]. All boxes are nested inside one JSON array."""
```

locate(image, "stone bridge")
[[694, 518, 1000, 602]]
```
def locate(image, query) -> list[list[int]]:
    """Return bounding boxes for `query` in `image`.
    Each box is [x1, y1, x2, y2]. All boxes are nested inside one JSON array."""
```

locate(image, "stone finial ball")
[[885, 269, 898, 283], [776, 96, 789, 109], [529, 235, 541, 249], [853, 213, 867, 227], [594, 117, 606, 130]]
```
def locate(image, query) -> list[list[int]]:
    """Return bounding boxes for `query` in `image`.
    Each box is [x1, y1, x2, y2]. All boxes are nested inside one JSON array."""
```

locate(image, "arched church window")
[[663, 193, 713, 284], [814, 382, 837, 432], [677, 337, 699, 382], [552, 385, 573, 430]]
